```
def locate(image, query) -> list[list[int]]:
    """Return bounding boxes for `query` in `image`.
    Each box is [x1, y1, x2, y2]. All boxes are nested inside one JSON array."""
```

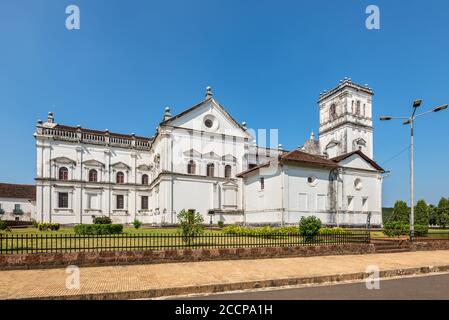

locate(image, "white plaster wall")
[[0, 198, 34, 221]]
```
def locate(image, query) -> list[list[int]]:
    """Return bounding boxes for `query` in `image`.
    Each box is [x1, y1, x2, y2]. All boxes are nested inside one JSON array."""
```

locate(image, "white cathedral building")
[[34, 79, 384, 227]]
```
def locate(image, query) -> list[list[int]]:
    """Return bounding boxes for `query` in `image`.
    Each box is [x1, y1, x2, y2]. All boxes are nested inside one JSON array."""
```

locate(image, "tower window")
[[356, 101, 361, 115], [206, 163, 215, 177], [187, 160, 196, 174], [260, 177, 265, 190], [116, 172, 125, 184], [329, 104, 337, 120], [142, 174, 149, 185], [224, 165, 232, 178], [88, 169, 98, 182], [59, 167, 68, 181]]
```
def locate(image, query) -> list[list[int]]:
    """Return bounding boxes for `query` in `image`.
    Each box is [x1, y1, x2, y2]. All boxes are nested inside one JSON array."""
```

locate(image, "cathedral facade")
[[34, 79, 384, 227]]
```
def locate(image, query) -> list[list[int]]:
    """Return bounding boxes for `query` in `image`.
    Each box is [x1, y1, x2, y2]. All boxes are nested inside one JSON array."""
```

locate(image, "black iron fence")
[[0, 231, 370, 254]]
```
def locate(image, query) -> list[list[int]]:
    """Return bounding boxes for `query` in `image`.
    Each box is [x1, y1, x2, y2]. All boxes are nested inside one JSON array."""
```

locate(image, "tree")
[[391, 200, 409, 224], [177, 209, 204, 244], [415, 200, 429, 226], [429, 204, 438, 226], [437, 197, 449, 228]]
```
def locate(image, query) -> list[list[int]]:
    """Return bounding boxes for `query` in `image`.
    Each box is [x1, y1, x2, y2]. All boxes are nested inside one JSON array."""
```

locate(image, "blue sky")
[[0, 0, 448, 207]]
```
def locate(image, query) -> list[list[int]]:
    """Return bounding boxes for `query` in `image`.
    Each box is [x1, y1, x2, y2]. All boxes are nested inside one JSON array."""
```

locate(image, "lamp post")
[[380, 101, 447, 241]]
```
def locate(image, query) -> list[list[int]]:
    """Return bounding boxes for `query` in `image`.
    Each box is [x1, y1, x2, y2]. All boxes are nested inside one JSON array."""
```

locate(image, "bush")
[[319, 227, 349, 235], [0, 220, 7, 231], [415, 200, 429, 226], [74, 224, 123, 235], [93, 216, 112, 225], [177, 209, 204, 243], [217, 221, 224, 228], [37, 223, 60, 231], [31, 219, 38, 229], [384, 221, 429, 237], [299, 216, 322, 242], [132, 219, 142, 229], [222, 225, 300, 236], [437, 197, 449, 228]]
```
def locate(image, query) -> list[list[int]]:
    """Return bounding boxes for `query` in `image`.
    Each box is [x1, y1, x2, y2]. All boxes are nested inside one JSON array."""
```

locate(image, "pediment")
[[111, 162, 131, 170], [203, 151, 221, 160], [222, 154, 237, 162], [183, 149, 202, 158], [222, 180, 238, 188], [137, 164, 152, 171], [83, 159, 105, 167], [354, 138, 367, 146], [162, 98, 251, 139], [52, 157, 76, 165], [326, 140, 340, 149]]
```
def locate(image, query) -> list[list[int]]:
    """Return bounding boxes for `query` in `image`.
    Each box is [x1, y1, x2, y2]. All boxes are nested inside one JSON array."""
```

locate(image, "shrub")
[[132, 219, 142, 229], [0, 220, 7, 231], [384, 221, 429, 237], [217, 221, 224, 228], [31, 219, 39, 229], [74, 224, 123, 235], [93, 216, 112, 225], [222, 225, 300, 236], [319, 227, 349, 235], [37, 223, 60, 231], [177, 209, 204, 243], [299, 216, 322, 242]]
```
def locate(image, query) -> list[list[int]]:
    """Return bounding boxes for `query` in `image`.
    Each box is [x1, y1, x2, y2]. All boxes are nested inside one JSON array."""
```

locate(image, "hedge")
[[74, 224, 123, 235], [38, 223, 60, 231], [383, 221, 428, 237]]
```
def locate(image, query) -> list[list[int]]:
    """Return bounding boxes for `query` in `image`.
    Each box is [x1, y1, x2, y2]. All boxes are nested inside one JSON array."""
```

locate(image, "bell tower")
[[318, 78, 374, 159]]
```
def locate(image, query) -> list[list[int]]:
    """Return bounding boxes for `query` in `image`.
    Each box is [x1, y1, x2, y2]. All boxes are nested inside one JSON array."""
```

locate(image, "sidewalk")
[[2, 250, 449, 299]]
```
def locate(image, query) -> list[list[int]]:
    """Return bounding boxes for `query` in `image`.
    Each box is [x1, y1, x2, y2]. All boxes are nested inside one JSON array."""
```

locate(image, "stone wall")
[[0, 243, 374, 270]]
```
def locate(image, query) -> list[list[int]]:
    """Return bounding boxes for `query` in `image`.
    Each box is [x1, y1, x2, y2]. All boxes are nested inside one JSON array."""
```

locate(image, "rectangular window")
[[362, 197, 368, 212], [141, 196, 149, 210], [347, 196, 354, 212], [317, 194, 326, 211], [260, 177, 265, 190], [14, 204, 21, 210], [58, 192, 69, 208], [299, 193, 308, 211], [116, 195, 124, 210]]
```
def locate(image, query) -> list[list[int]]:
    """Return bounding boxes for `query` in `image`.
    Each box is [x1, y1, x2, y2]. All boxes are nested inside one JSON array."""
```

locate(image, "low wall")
[[411, 240, 449, 251], [0, 243, 374, 270]]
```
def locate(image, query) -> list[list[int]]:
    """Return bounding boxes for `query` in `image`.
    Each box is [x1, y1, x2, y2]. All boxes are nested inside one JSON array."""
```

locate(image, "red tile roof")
[[0, 183, 36, 200], [280, 150, 339, 168]]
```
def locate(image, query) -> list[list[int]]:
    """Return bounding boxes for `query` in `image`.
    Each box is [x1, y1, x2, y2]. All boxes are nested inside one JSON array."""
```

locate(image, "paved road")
[[184, 273, 449, 300]]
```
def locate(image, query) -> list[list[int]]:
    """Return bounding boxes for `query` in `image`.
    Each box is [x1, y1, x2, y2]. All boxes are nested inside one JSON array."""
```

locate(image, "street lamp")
[[380, 100, 448, 241]]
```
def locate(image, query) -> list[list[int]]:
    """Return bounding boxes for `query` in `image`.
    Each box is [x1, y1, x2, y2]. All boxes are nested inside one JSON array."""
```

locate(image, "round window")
[[307, 176, 317, 186], [204, 119, 213, 128]]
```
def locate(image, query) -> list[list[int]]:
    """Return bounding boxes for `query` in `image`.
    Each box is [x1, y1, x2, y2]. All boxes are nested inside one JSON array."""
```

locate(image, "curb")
[[13, 264, 449, 300]]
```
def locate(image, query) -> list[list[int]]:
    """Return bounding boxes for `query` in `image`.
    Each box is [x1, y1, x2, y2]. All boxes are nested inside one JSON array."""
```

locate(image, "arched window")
[[142, 174, 149, 185], [224, 165, 232, 178], [88, 169, 98, 182], [59, 167, 68, 181], [329, 104, 336, 120], [187, 160, 196, 174], [206, 163, 215, 177], [116, 171, 124, 184]]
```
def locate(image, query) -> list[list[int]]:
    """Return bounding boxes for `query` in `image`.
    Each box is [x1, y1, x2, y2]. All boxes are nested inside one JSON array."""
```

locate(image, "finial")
[[163, 106, 172, 121], [242, 121, 247, 127], [205, 86, 213, 98], [47, 112, 54, 123], [278, 144, 283, 150], [310, 131, 315, 140]]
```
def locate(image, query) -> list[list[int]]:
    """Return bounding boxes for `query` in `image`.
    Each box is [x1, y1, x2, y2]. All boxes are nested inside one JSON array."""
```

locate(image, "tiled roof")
[[280, 150, 339, 168], [0, 183, 36, 200], [235, 162, 271, 177], [330, 150, 385, 172]]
